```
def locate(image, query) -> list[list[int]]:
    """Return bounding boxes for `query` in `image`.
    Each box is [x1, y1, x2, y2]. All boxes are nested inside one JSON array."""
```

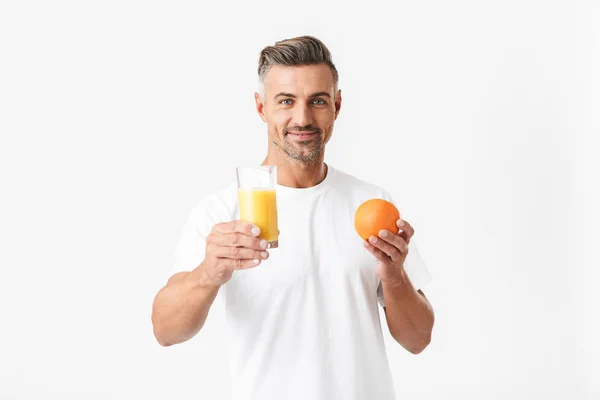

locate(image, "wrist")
[[190, 262, 221, 292], [381, 266, 411, 289]]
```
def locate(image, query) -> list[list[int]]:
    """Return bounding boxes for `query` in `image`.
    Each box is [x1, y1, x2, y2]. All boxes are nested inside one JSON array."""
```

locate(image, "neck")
[[261, 149, 328, 189]]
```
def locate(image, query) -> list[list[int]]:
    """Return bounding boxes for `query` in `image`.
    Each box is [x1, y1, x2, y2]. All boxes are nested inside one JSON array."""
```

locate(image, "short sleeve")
[[171, 201, 217, 276], [377, 190, 432, 307]]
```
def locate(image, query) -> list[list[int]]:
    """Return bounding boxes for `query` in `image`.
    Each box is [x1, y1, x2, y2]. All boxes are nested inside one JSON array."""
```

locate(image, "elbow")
[[408, 308, 435, 354], [394, 329, 432, 355], [151, 301, 195, 347], [152, 313, 173, 347], [151, 293, 174, 347], [407, 332, 431, 355], [154, 334, 173, 347]]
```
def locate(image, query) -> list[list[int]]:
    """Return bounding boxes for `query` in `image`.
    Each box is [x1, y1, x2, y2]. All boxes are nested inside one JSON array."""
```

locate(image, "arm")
[[364, 219, 434, 354], [151, 220, 269, 347], [381, 276, 434, 354], [151, 265, 219, 347]]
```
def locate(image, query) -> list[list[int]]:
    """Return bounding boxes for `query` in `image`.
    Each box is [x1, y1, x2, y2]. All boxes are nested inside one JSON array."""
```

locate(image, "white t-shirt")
[[172, 165, 432, 400]]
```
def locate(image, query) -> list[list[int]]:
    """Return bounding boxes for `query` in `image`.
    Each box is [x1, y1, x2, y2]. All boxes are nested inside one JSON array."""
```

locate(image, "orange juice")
[[238, 189, 279, 246]]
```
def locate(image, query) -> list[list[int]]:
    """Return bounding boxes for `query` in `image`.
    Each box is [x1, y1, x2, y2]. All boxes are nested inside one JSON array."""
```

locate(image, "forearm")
[[151, 264, 219, 346], [382, 270, 434, 354]]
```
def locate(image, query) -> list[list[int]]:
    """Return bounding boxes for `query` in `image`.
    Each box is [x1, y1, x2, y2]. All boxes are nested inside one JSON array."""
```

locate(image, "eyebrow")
[[274, 91, 332, 99]]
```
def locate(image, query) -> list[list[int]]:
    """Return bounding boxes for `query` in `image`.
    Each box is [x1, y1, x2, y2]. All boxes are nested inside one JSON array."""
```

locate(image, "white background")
[[1, 1, 598, 399]]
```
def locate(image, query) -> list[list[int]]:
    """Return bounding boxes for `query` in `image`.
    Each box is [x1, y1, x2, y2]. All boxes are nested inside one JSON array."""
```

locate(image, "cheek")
[[265, 121, 283, 140], [270, 111, 292, 130], [316, 111, 335, 130]]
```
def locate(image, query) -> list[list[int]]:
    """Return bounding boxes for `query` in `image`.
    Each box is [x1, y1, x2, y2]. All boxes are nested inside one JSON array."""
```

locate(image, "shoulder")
[[329, 166, 392, 201], [187, 181, 238, 227]]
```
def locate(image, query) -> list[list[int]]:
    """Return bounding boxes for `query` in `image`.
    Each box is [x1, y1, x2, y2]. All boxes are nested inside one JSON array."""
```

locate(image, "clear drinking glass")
[[236, 166, 279, 248]]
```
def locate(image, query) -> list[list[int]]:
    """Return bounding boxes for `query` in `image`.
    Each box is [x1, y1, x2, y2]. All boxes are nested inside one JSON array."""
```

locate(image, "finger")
[[213, 220, 261, 237], [378, 230, 408, 255], [368, 235, 402, 262], [217, 258, 262, 272], [396, 219, 414, 244], [363, 239, 391, 264], [231, 258, 262, 270], [210, 244, 269, 261], [207, 232, 268, 250]]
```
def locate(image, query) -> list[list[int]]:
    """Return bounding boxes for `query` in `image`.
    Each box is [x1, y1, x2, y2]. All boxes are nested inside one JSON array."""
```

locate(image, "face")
[[255, 64, 342, 164]]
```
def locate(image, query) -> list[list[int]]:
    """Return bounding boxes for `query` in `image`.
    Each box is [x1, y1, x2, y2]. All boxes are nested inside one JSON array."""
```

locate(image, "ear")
[[254, 92, 267, 123], [334, 89, 342, 119]]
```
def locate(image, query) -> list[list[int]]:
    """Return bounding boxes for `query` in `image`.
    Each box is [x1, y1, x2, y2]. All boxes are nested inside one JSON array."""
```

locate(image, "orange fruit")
[[354, 199, 400, 240]]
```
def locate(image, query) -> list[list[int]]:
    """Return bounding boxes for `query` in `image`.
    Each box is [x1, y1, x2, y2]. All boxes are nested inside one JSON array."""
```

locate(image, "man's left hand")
[[363, 219, 414, 284]]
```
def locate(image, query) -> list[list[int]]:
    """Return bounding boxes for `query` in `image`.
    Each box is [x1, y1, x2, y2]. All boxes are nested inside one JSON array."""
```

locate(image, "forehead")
[[263, 64, 335, 96]]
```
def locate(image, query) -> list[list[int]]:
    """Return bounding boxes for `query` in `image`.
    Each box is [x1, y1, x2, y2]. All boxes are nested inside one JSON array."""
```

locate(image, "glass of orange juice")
[[236, 166, 279, 248]]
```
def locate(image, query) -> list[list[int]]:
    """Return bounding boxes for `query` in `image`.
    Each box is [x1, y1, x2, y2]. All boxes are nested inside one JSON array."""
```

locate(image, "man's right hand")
[[199, 220, 269, 287]]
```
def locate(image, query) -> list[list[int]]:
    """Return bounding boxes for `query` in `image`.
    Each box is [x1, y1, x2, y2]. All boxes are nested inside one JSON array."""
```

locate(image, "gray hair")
[[257, 35, 339, 98]]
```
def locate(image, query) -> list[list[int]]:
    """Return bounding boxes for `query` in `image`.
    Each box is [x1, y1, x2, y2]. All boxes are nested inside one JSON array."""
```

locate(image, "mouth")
[[287, 131, 318, 140]]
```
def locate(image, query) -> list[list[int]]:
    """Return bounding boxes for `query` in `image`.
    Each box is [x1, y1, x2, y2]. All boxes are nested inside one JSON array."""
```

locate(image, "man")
[[152, 35, 434, 400]]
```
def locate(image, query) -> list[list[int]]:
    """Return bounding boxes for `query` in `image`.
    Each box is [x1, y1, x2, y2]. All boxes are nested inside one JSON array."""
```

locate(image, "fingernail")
[[251, 226, 260, 236], [380, 230, 388, 238], [363, 241, 369, 247], [397, 220, 405, 227], [261, 251, 269, 259], [253, 259, 260, 265], [369, 236, 377, 244], [259, 239, 268, 249]]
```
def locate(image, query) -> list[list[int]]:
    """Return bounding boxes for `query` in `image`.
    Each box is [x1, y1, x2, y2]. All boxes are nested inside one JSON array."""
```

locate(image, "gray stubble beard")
[[276, 135, 324, 165]]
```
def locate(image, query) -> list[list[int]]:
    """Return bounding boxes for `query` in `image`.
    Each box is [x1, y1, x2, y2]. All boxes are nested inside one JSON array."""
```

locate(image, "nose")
[[292, 102, 314, 128]]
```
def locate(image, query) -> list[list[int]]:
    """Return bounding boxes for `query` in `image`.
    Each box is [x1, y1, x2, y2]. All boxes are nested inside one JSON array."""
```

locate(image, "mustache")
[[284, 126, 322, 134]]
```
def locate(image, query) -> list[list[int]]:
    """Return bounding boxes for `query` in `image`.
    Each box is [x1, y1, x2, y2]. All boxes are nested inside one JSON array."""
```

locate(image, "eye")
[[279, 99, 293, 105], [312, 99, 326, 105]]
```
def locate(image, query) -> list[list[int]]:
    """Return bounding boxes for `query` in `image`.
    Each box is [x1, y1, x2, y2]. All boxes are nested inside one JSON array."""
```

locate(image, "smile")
[[287, 132, 318, 140]]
